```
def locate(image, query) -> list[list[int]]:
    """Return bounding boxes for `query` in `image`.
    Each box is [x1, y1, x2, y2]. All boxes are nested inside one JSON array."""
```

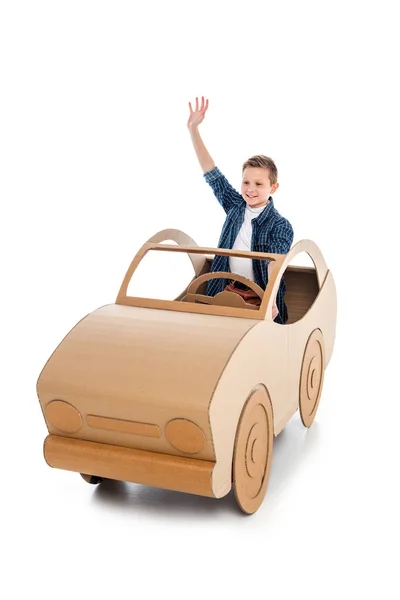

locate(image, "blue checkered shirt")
[[203, 167, 294, 324]]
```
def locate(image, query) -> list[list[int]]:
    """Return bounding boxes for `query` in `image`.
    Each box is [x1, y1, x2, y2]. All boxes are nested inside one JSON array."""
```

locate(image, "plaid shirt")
[[204, 167, 294, 324]]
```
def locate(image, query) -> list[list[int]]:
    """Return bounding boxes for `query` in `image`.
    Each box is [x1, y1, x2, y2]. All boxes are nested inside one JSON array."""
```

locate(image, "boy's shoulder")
[[271, 202, 293, 232]]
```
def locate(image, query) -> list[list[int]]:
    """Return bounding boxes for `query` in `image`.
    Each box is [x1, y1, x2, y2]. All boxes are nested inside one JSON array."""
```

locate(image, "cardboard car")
[[37, 229, 337, 514]]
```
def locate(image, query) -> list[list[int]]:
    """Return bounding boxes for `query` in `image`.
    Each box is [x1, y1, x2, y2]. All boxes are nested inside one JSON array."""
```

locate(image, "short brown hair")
[[242, 155, 278, 185]]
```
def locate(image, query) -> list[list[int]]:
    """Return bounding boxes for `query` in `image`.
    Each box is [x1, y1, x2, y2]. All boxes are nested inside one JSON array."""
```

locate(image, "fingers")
[[200, 96, 209, 112], [189, 97, 209, 114]]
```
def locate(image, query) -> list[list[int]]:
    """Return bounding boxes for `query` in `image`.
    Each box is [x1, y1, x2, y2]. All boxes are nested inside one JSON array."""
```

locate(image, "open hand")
[[187, 96, 209, 130]]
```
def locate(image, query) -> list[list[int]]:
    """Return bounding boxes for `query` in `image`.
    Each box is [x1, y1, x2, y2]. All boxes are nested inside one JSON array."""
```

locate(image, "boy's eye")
[[256, 183, 262, 186]]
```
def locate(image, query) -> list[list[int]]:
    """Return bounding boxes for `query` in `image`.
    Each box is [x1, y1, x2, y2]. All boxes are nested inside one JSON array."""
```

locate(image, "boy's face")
[[241, 167, 279, 208]]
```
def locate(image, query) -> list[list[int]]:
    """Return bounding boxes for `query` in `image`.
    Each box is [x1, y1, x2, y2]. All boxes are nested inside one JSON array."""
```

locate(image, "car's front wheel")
[[232, 386, 274, 514]]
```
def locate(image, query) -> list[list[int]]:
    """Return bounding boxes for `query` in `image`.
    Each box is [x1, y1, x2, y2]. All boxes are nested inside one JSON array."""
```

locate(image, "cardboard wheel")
[[233, 387, 273, 514], [80, 473, 104, 484], [299, 329, 325, 427]]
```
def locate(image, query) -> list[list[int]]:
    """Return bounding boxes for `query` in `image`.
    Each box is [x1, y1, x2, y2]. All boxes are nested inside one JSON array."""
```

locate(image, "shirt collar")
[[252, 197, 275, 225]]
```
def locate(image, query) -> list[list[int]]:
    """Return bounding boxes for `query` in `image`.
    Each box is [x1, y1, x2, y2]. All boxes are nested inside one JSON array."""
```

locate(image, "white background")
[[1, 1, 399, 598]]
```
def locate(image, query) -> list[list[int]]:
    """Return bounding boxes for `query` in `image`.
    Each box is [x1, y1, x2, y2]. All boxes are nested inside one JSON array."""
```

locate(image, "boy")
[[187, 96, 294, 324]]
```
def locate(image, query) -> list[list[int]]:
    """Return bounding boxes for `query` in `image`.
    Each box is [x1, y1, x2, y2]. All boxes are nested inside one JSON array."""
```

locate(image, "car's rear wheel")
[[299, 329, 325, 427], [80, 473, 104, 484], [232, 386, 274, 514]]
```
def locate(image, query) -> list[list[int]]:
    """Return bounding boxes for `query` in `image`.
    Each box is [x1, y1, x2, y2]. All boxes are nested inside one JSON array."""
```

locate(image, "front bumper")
[[44, 435, 216, 497]]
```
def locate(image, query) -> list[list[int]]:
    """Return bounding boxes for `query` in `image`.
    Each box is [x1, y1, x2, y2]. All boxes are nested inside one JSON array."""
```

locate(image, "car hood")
[[37, 304, 259, 458]]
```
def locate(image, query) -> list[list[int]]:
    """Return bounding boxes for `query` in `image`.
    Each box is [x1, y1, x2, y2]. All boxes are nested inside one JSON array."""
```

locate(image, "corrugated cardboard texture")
[[37, 230, 337, 513]]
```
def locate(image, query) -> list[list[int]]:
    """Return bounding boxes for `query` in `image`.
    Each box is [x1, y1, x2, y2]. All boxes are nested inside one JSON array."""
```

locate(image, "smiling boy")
[[187, 96, 294, 323]]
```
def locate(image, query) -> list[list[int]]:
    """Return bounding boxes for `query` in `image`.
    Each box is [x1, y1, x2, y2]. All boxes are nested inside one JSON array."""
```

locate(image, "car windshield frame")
[[115, 244, 287, 321]]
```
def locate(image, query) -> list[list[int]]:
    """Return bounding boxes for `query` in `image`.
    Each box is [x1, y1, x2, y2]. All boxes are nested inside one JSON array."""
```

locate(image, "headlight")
[[165, 419, 206, 454], [45, 400, 83, 434]]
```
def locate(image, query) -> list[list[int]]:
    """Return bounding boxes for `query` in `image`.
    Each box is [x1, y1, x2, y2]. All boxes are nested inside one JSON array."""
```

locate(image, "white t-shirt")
[[229, 204, 266, 281]]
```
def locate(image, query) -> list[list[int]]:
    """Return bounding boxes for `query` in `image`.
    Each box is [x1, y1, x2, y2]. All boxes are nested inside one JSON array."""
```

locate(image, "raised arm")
[[187, 96, 215, 173], [187, 97, 244, 213]]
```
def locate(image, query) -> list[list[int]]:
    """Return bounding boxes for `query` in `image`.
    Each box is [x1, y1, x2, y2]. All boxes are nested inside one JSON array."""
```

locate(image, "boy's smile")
[[241, 167, 279, 208]]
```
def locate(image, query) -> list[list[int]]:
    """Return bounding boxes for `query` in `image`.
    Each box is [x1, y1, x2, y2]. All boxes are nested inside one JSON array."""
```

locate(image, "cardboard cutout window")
[[126, 240, 195, 301]]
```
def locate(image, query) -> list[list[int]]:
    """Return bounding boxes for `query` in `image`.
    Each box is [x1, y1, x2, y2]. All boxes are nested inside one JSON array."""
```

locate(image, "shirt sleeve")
[[268, 219, 294, 255], [203, 167, 244, 213]]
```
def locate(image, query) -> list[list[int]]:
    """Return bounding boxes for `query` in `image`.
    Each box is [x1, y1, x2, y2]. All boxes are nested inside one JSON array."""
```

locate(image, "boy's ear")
[[271, 182, 279, 194]]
